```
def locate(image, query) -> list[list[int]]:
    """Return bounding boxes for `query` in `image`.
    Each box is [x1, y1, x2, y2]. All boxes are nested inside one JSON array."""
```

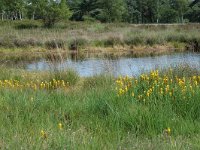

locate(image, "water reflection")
[[26, 53, 200, 77]]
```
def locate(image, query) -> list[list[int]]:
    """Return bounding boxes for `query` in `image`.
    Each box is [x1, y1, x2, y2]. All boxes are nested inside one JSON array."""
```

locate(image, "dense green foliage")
[[0, 0, 200, 25]]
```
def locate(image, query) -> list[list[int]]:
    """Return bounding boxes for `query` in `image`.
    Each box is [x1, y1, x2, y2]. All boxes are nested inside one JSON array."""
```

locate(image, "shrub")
[[146, 37, 158, 46], [14, 38, 42, 48], [40, 0, 72, 27], [124, 36, 145, 46], [0, 35, 17, 48], [83, 15, 97, 23], [93, 40, 105, 47], [15, 21, 40, 29], [68, 38, 88, 50], [45, 39, 66, 49], [103, 36, 123, 47], [167, 34, 188, 43]]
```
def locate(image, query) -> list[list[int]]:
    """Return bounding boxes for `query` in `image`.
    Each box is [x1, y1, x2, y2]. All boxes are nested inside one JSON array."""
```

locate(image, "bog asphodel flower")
[[164, 127, 171, 136], [131, 92, 135, 97], [40, 130, 47, 139], [58, 123, 63, 130]]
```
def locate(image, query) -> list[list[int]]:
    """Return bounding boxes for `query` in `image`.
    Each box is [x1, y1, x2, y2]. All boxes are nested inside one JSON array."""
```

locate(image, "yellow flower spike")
[[125, 86, 128, 92], [165, 85, 170, 93], [135, 80, 138, 84], [138, 95, 142, 100], [164, 127, 171, 136], [58, 123, 63, 130], [131, 92, 135, 97], [115, 80, 119, 84], [62, 80, 65, 87], [40, 130, 47, 139], [193, 76, 197, 81], [33, 84, 37, 90], [147, 92, 150, 97]]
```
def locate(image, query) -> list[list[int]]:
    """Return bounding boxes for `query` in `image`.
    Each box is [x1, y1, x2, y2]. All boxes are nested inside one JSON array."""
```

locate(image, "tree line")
[[0, 0, 199, 27]]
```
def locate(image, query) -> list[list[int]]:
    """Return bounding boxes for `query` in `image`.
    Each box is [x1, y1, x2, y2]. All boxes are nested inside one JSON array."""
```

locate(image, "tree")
[[68, 0, 100, 21], [158, 0, 177, 23], [186, 0, 200, 22], [97, 0, 126, 22], [0, 0, 5, 20], [172, 0, 189, 23], [39, 0, 72, 27], [190, 0, 200, 7], [0, 0, 199, 23], [27, 0, 43, 20], [124, 0, 140, 23], [2, 0, 26, 20]]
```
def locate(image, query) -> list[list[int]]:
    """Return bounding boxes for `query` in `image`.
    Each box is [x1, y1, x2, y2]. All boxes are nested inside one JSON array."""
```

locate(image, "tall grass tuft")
[[53, 69, 80, 86]]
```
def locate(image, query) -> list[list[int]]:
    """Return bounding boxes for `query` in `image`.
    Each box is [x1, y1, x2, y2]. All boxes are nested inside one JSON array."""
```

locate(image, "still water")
[[26, 53, 200, 77]]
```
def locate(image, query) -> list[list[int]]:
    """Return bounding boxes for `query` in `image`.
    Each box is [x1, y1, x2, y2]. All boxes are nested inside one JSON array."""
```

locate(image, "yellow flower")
[[138, 95, 142, 100], [125, 86, 128, 92], [195, 81, 198, 86], [135, 80, 138, 84], [164, 127, 171, 136], [118, 88, 125, 96], [165, 85, 170, 93], [40, 130, 47, 139], [131, 92, 135, 97], [58, 123, 63, 130], [193, 76, 197, 80], [160, 88, 163, 95]]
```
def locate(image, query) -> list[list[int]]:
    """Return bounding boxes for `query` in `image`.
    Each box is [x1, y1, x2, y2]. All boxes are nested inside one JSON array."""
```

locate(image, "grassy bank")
[[0, 20, 200, 61], [0, 66, 200, 149]]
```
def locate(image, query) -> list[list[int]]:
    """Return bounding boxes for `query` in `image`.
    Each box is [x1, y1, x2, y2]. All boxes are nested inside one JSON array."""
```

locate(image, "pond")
[[24, 52, 200, 77]]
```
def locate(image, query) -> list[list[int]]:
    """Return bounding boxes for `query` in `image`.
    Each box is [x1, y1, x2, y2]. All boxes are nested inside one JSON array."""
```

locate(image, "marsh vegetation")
[[0, 65, 200, 149], [0, 21, 200, 62], [0, 1, 200, 148]]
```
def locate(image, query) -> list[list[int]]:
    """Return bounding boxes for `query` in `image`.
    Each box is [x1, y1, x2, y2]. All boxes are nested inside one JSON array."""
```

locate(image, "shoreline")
[[0, 43, 187, 62]]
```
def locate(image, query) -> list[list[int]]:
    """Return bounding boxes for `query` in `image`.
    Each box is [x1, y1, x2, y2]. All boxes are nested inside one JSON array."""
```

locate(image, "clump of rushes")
[[116, 70, 200, 120], [68, 38, 88, 50], [45, 39, 66, 49], [53, 70, 80, 86]]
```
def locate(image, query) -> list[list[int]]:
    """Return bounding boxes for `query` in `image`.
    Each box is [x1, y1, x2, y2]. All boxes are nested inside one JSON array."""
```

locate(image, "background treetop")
[[0, 0, 199, 26]]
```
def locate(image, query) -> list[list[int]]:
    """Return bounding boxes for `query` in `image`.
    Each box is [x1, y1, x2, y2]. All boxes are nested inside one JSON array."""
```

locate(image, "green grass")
[[0, 67, 200, 149]]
